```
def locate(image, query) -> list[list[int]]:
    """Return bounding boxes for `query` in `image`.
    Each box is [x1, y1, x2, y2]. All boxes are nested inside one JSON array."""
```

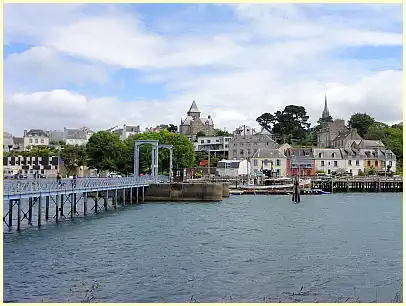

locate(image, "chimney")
[[24, 129, 27, 137]]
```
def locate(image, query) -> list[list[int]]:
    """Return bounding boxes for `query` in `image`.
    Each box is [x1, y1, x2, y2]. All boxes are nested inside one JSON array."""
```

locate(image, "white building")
[[64, 128, 88, 146], [250, 148, 288, 177], [23, 129, 49, 150], [4, 132, 14, 152], [313, 148, 346, 175], [113, 124, 140, 140], [216, 160, 242, 178], [194, 136, 232, 157]]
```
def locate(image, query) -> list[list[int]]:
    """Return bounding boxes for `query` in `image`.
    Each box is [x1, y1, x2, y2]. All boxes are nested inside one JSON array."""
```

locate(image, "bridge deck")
[[3, 176, 168, 200]]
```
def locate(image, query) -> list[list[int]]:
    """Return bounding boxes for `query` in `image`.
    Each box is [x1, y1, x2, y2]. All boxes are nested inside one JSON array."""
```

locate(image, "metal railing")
[[3, 175, 169, 197]]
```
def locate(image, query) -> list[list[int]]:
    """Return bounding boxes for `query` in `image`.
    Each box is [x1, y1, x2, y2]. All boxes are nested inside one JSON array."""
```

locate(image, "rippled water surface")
[[3, 193, 403, 302]]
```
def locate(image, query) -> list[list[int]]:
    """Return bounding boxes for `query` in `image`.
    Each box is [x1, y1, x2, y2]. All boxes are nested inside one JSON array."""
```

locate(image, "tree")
[[123, 130, 195, 174], [365, 122, 388, 140], [348, 113, 375, 138], [214, 129, 232, 137], [256, 113, 275, 133], [29, 146, 55, 157], [86, 131, 124, 172], [60, 145, 87, 176]]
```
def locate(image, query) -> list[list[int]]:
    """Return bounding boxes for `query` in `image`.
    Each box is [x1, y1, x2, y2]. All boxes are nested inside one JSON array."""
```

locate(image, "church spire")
[[322, 94, 330, 120]]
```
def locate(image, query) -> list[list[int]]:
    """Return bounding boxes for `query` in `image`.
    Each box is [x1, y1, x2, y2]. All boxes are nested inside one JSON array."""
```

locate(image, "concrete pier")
[[143, 183, 227, 201]]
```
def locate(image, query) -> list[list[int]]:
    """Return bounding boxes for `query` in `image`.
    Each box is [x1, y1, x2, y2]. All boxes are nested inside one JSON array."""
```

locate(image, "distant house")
[[194, 135, 232, 158], [64, 128, 87, 146], [313, 148, 345, 175], [250, 148, 287, 177], [285, 148, 316, 176], [113, 124, 140, 140], [216, 159, 242, 178], [3, 132, 14, 152], [23, 129, 49, 150], [340, 148, 364, 175]]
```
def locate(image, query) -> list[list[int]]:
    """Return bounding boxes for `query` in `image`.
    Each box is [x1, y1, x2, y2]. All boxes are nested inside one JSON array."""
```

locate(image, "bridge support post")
[[28, 197, 33, 225], [130, 188, 133, 204], [70, 194, 74, 219], [142, 186, 145, 203], [136, 187, 139, 203], [38, 196, 42, 227], [83, 192, 87, 216], [60, 194, 64, 218], [114, 189, 117, 209], [104, 190, 108, 212], [95, 191, 98, 214], [8, 200, 13, 229], [17, 199, 21, 231], [122, 189, 126, 206], [45, 196, 49, 221], [73, 193, 77, 214], [55, 195, 59, 223]]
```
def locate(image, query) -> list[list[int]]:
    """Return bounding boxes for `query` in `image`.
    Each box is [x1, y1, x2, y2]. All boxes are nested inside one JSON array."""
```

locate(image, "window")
[[350, 169, 352, 174], [319, 153, 322, 158], [266, 142, 269, 146], [332, 153, 335, 158], [348, 160, 352, 166], [276, 159, 280, 166], [207, 140, 211, 144], [367, 161, 371, 166], [356, 160, 359, 166], [334, 161, 337, 167], [264, 160, 268, 166], [328, 162, 330, 166], [216, 139, 219, 143], [35, 138, 38, 144], [234, 144, 237, 147], [41, 139, 44, 144], [254, 159, 258, 166], [389, 161, 393, 167], [225, 163, 230, 169], [247, 150, 251, 155], [29, 138, 33, 143], [239, 149, 244, 155], [328, 169, 331, 174], [321, 161, 325, 166], [375, 160, 378, 167], [201, 140, 204, 144], [225, 144, 228, 148]]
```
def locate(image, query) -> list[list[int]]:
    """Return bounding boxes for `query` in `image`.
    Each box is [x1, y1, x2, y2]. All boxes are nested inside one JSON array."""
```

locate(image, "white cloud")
[[5, 46, 109, 90], [3, 4, 403, 135]]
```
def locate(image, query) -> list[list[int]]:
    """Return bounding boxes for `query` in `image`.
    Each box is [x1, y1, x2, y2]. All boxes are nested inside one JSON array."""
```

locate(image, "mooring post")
[[38, 196, 42, 227], [17, 199, 21, 231], [104, 190, 108, 212], [83, 192, 88, 216], [8, 200, 13, 229], [28, 197, 33, 225], [45, 196, 49, 221], [130, 188, 133, 204], [55, 195, 59, 223]]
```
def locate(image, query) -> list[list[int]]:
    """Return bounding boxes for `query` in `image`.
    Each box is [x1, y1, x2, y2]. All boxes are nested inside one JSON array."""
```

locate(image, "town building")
[[113, 124, 140, 140], [313, 148, 346, 175], [229, 127, 279, 160], [216, 160, 243, 178], [12, 137, 24, 151], [194, 136, 232, 157], [339, 148, 365, 175], [179, 101, 215, 141], [285, 147, 316, 176], [3, 132, 14, 152], [64, 128, 88, 146], [250, 148, 287, 177], [23, 129, 49, 150], [316, 95, 349, 148], [49, 130, 65, 144]]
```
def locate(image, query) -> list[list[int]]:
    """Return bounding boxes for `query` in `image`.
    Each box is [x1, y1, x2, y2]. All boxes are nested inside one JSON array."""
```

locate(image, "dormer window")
[[332, 153, 335, 158], [319, 153, 322, 158]]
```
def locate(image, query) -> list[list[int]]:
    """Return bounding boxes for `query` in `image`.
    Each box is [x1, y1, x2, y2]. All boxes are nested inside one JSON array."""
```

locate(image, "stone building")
[[23, 129, 49, 150], [229, 129, 279, 160], [316, 95, 349, 148], [179, 101, 215, 140]]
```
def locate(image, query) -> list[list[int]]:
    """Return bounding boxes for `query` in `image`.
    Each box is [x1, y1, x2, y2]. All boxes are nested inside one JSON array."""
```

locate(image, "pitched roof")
[[26, 129, 48, 137], [251, 148, 285, 159], [188, 101, 200, 113]]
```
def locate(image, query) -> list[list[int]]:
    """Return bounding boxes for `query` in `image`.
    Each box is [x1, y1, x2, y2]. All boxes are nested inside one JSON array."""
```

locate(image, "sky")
[[3, 3, 403, 136]]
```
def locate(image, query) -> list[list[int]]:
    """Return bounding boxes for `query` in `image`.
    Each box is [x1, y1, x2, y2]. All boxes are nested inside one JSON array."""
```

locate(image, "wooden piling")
[[55, 195, 59, 223], [8, 200, 13, 229], [38, 196, 42, 227], [45, 196, 49, 221], [114, 189, 117, 209], [83, 192, 87, 216], [28, 197, 33, 225], [17, 199, 21, 231], [292, 176, 300, 203], [95, 191, 98, 214], [104, 190, 108, 212]]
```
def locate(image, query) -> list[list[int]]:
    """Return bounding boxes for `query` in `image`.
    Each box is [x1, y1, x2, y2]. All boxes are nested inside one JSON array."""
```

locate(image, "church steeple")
[[322, 94, 330, 120]]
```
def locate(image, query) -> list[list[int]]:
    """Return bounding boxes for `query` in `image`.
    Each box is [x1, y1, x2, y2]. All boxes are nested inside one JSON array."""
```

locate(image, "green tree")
[[86, 131, 124, 172], [214, 129, 232, 136], [348, 113, 375, 138], [168, 124, 177, 133], [256, 112, 275, 133], [60, 145, 87, 175], [123, 130, 195, 174], [365, 122, 388, 140]]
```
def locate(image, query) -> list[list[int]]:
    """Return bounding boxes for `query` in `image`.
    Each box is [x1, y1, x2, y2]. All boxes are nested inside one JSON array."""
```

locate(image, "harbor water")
[[3, 193, 402, 302]]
